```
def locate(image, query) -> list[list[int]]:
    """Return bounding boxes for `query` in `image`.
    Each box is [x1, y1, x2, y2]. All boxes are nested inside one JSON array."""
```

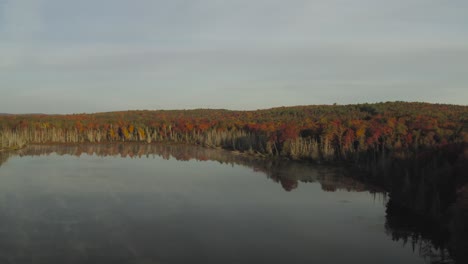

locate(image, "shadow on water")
[[0, 143, 467, 263], [1, 144, 385, 194], [380, 144, 468, 264]]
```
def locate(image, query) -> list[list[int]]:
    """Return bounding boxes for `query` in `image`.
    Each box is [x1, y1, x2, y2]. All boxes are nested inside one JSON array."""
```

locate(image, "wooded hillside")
[[1, 102, 467, 163]]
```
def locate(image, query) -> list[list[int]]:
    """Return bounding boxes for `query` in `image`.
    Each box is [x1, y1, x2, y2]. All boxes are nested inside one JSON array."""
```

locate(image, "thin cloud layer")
[[1, 0, 467, 113]]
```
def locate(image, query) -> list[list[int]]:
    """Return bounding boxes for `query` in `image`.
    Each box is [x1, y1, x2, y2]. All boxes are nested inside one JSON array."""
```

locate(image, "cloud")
[[0, 0, 467, 113], [0, 0, 46, 70], [1, 0, 45, 40]]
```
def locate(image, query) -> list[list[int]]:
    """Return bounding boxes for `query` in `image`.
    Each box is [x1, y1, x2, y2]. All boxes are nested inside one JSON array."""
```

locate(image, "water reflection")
[[2, 144, 382, 194], [0, 144, 465, 263]]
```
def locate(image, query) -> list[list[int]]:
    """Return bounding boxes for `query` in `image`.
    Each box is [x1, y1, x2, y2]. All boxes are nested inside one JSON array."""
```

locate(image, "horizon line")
[[1, 101, 466, 116]]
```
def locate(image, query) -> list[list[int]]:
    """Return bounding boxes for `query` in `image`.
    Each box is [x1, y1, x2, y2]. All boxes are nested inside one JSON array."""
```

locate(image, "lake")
[[0, 144, 453, 264]]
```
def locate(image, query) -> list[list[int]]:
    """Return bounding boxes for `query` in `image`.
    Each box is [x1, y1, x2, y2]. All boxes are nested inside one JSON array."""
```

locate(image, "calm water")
[[0, 144, 451, 264]]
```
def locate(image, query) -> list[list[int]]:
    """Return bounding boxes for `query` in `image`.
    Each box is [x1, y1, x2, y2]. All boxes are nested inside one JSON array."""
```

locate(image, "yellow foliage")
[[356, 127, 366, 138], [138, 127, 145, 138]]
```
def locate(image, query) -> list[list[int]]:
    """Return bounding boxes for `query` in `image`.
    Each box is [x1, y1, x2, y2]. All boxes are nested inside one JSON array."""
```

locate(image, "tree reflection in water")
[[1, 143, 467, 263]]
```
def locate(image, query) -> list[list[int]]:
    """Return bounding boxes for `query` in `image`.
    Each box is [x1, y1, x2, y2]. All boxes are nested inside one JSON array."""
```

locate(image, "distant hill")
[[0, 102, 466, 159], [0, 113, 46, 116]]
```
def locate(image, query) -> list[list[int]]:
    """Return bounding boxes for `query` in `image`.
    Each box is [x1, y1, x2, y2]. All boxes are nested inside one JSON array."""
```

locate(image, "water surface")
[[0, 144, 451, 263]]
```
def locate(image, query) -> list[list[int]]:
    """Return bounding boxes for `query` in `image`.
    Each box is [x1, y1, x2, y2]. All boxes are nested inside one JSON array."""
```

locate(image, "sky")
[[1, 0, 467, 114]]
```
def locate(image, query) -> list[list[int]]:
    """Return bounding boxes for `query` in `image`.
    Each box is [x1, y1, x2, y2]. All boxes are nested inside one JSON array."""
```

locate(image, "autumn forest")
[[0, 102, 466, 163], [1, 101, 468, 262]]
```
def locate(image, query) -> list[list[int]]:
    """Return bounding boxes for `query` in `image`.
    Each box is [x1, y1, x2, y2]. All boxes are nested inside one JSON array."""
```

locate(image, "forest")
[[1, 101, 467, 262], [1, 102, 466, 162]]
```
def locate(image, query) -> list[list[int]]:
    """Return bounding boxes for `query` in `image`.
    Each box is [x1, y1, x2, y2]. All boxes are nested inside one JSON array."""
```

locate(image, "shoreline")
[[14, 141, 357, 165], [0, 145, 27, 152], [6, 141, 468, 195]]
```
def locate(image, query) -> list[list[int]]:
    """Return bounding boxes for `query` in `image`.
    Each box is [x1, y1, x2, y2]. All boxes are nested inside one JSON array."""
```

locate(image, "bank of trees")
[[0, 129, 27, 151], [0, 102, 466, 162]]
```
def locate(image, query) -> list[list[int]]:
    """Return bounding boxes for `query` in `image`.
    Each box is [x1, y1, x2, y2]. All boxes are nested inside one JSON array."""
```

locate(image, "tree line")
[[1, 102, 466, 163]]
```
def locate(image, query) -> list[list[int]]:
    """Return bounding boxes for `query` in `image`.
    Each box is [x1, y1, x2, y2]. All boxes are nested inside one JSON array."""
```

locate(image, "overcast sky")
[[1, 0, 467, 113]]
